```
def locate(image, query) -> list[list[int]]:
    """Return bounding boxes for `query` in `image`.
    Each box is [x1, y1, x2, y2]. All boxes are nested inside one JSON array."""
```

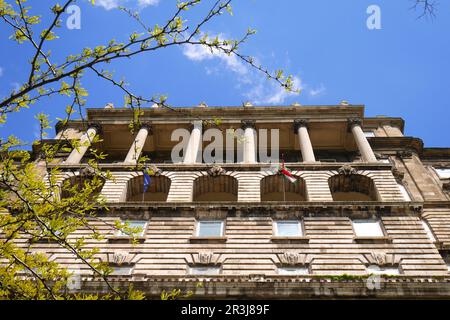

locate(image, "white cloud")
[[0, 67, 3, 77], [137, 0, 159, 7], [183, 41, 248, 75], [244, 76, 303, 105], [308, 84, 326, 97], [94, 0, 159, 10], [182, 34, 303, 105]]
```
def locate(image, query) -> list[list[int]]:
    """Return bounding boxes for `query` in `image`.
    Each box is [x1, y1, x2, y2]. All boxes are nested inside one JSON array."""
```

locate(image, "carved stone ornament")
[[108, 251, 134, 266], [192, 251, 220, 265], [392, 168, 405, 183], [374, 153, 389, 160], [207, 165, 226, 177], [78, 166, 96, 179], [338, 164, 358, 176], [443, 182, 450, 193], [365, 251, 396, 267], [145, 164, 161, 176], [396, 151, 413, 159], [278, 252, 308, 266]]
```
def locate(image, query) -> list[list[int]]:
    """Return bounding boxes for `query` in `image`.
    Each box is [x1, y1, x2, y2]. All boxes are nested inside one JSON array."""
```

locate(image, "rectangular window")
[[197, 221, 224, 237], [116, 220, 147, 237], [367, 265, 399, 275], [274, 221, 302, 237], [110, 265, 133, 276], [278, 267, 309, 275], [435, 168, 450, 179], [190, 266, 221, 275], [364, 131, 376, 138], [352, 219, 384, 237]]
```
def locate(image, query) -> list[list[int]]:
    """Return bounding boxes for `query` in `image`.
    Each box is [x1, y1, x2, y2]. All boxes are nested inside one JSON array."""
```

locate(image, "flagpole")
[[282, 153, 286, 202]]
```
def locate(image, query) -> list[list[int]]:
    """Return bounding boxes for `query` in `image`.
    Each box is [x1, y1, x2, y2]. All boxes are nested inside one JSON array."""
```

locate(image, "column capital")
[[87, 122, 102, 135], [241, 120, 256, 130], [139, 122, 153, 134], [188, 120, 203, 131], [293, 119, 309, 133], [347, 118, 362, 131]]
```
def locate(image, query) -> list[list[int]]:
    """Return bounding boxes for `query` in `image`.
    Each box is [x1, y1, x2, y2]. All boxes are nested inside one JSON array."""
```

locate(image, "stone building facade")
[[27, 104, 450, 298]]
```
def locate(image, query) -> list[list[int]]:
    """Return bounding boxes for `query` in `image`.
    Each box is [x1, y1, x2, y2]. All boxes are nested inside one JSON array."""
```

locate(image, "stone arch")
[[328, 173, 378, 201], [260, 174, 307, 201], [193, 175, 238, 202], [126, 174, 171, 202], [59, 172, 105, 200]]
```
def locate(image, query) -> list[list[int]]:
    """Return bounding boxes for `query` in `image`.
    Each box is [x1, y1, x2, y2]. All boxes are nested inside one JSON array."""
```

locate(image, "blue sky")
[[1, 0, 449, 147]]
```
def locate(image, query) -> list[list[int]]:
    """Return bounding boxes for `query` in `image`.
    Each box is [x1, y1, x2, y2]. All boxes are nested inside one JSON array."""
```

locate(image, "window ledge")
[[189, 236, 227, 244], [354, 236, 392, 244], [271, 237, 310, 244], [31, 237, 59, 244], [107, 236, 145, 244]]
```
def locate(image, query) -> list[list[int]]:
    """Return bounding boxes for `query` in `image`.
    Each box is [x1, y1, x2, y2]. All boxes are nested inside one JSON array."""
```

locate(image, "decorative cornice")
[[293, 119, 309, 133], [241, 120, 256, 130]]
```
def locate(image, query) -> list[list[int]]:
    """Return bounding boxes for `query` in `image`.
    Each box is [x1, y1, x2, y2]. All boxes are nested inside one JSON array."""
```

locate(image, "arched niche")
[[261, 175, 307, 202], [193, 175, 238, 202]]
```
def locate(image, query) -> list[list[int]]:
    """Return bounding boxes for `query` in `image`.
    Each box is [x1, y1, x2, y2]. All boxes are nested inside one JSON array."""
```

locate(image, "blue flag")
[[143, 171, 151, 193]]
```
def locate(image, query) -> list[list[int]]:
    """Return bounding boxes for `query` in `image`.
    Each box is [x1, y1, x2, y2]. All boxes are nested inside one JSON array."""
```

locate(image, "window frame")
[[278, 266, 309, 275], [352, 219, 385, 238], [110, 265, 134, 276], [196, 220, 225, 237], [273, 220, 304, 237], [366, 264, 400, 275], [115, 220, 148, 238], [435, 168, 450, 179], [189, 266, 221, 275]]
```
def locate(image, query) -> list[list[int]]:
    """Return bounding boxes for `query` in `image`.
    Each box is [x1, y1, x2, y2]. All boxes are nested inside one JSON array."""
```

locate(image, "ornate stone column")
[[294, 119, 316, 162], [65, 123, 101, 164], [241, 120, 257, 164], [123, 123, 152, 164], [183, 120, 203, 164], [348, 118, 377, 162]]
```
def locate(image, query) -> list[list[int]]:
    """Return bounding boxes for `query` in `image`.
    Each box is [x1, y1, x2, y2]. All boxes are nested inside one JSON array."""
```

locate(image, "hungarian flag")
[[279, 159, 297, 183]]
